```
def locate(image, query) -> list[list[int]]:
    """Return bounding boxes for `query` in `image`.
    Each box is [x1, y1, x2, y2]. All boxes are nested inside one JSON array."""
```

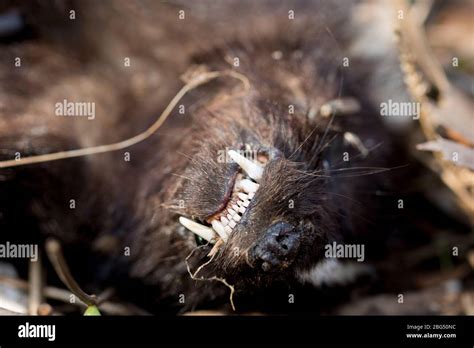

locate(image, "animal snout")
[[250, 221, 300, 272]]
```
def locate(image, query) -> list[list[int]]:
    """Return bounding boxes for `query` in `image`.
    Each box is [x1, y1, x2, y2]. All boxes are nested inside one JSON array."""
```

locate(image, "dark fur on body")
[[1, 1, 403, 312]]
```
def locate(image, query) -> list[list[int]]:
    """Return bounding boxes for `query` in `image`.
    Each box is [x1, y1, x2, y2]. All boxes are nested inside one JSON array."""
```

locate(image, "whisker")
[[309, 133, 338, 165], [318, 191, 364, 205], [328, 142, 385, 169], [171, 173, 196, 182], [288, 122, 321, 161], [313, 114, 336, 157], [327, 164, 409, 177], [176, 151, 194, 161]]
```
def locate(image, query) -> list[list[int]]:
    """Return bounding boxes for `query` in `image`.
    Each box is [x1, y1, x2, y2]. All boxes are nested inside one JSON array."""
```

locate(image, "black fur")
[[0, 0, 410, 313]]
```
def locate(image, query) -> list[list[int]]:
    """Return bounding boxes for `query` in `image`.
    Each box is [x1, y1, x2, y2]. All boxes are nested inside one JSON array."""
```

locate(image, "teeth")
[[185, 150, 264, 246], [211, 220, 229, 241], [239, 179, 259, 194], [179, 217, 216, 243], [238, 192, 249, 200], [228, 150, 264, 182]]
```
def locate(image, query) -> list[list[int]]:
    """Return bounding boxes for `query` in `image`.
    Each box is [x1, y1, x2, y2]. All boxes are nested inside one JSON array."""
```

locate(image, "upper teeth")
[[228, 150, 264, 182], [239, 179, 259, 193], [237, 193, 248, 200], [179, 148, 266, 247]]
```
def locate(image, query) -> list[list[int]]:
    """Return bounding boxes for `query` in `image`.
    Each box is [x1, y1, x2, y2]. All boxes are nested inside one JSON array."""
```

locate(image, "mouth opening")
[[179, 147, 268, 251], [205, 171, 258, 238]]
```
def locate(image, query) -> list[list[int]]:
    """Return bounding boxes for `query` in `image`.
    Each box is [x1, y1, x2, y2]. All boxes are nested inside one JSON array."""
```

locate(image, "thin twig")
[[0, 306, 24, 315], [45, 238, 97, 306], [185, 246, 236, 311], [0, 275, 150, 315], [27, 252, 43, 315], [0, 70, 250, 169]]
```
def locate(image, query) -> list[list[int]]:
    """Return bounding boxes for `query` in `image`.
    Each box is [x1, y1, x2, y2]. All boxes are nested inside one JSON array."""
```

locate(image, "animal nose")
[[250, 221, 300, 272]]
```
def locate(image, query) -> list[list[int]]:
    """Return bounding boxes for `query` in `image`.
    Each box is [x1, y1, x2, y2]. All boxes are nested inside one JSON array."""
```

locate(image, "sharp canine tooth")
[[228, 150, 264, 182], [211, 220, 228, 241], [179, 217, 216, 243], [240, 179, 259, 193]]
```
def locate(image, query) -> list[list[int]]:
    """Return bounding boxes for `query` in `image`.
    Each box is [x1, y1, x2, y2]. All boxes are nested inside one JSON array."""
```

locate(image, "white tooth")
[[233, 214, 241, 222], [221, 216, 229, 225], [179, 217, 216, 243], [211, 220, 228, 241], [232, 204, 239, 211], [242, 200, 250, 207], [229, 220, 237, 228], [238, 206, 246, 214], [224, 226, 232, 234], [240, 179, 259, 194], [238, 192, 249, 201], [228, 209, 236, 216], [228, 150, 264, 182], [248, 192, 255, 199], [227, 213, 233, 220]]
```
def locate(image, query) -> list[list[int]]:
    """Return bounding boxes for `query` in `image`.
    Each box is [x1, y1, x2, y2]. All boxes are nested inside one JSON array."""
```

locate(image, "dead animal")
[[0, 0, 470, 314]]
